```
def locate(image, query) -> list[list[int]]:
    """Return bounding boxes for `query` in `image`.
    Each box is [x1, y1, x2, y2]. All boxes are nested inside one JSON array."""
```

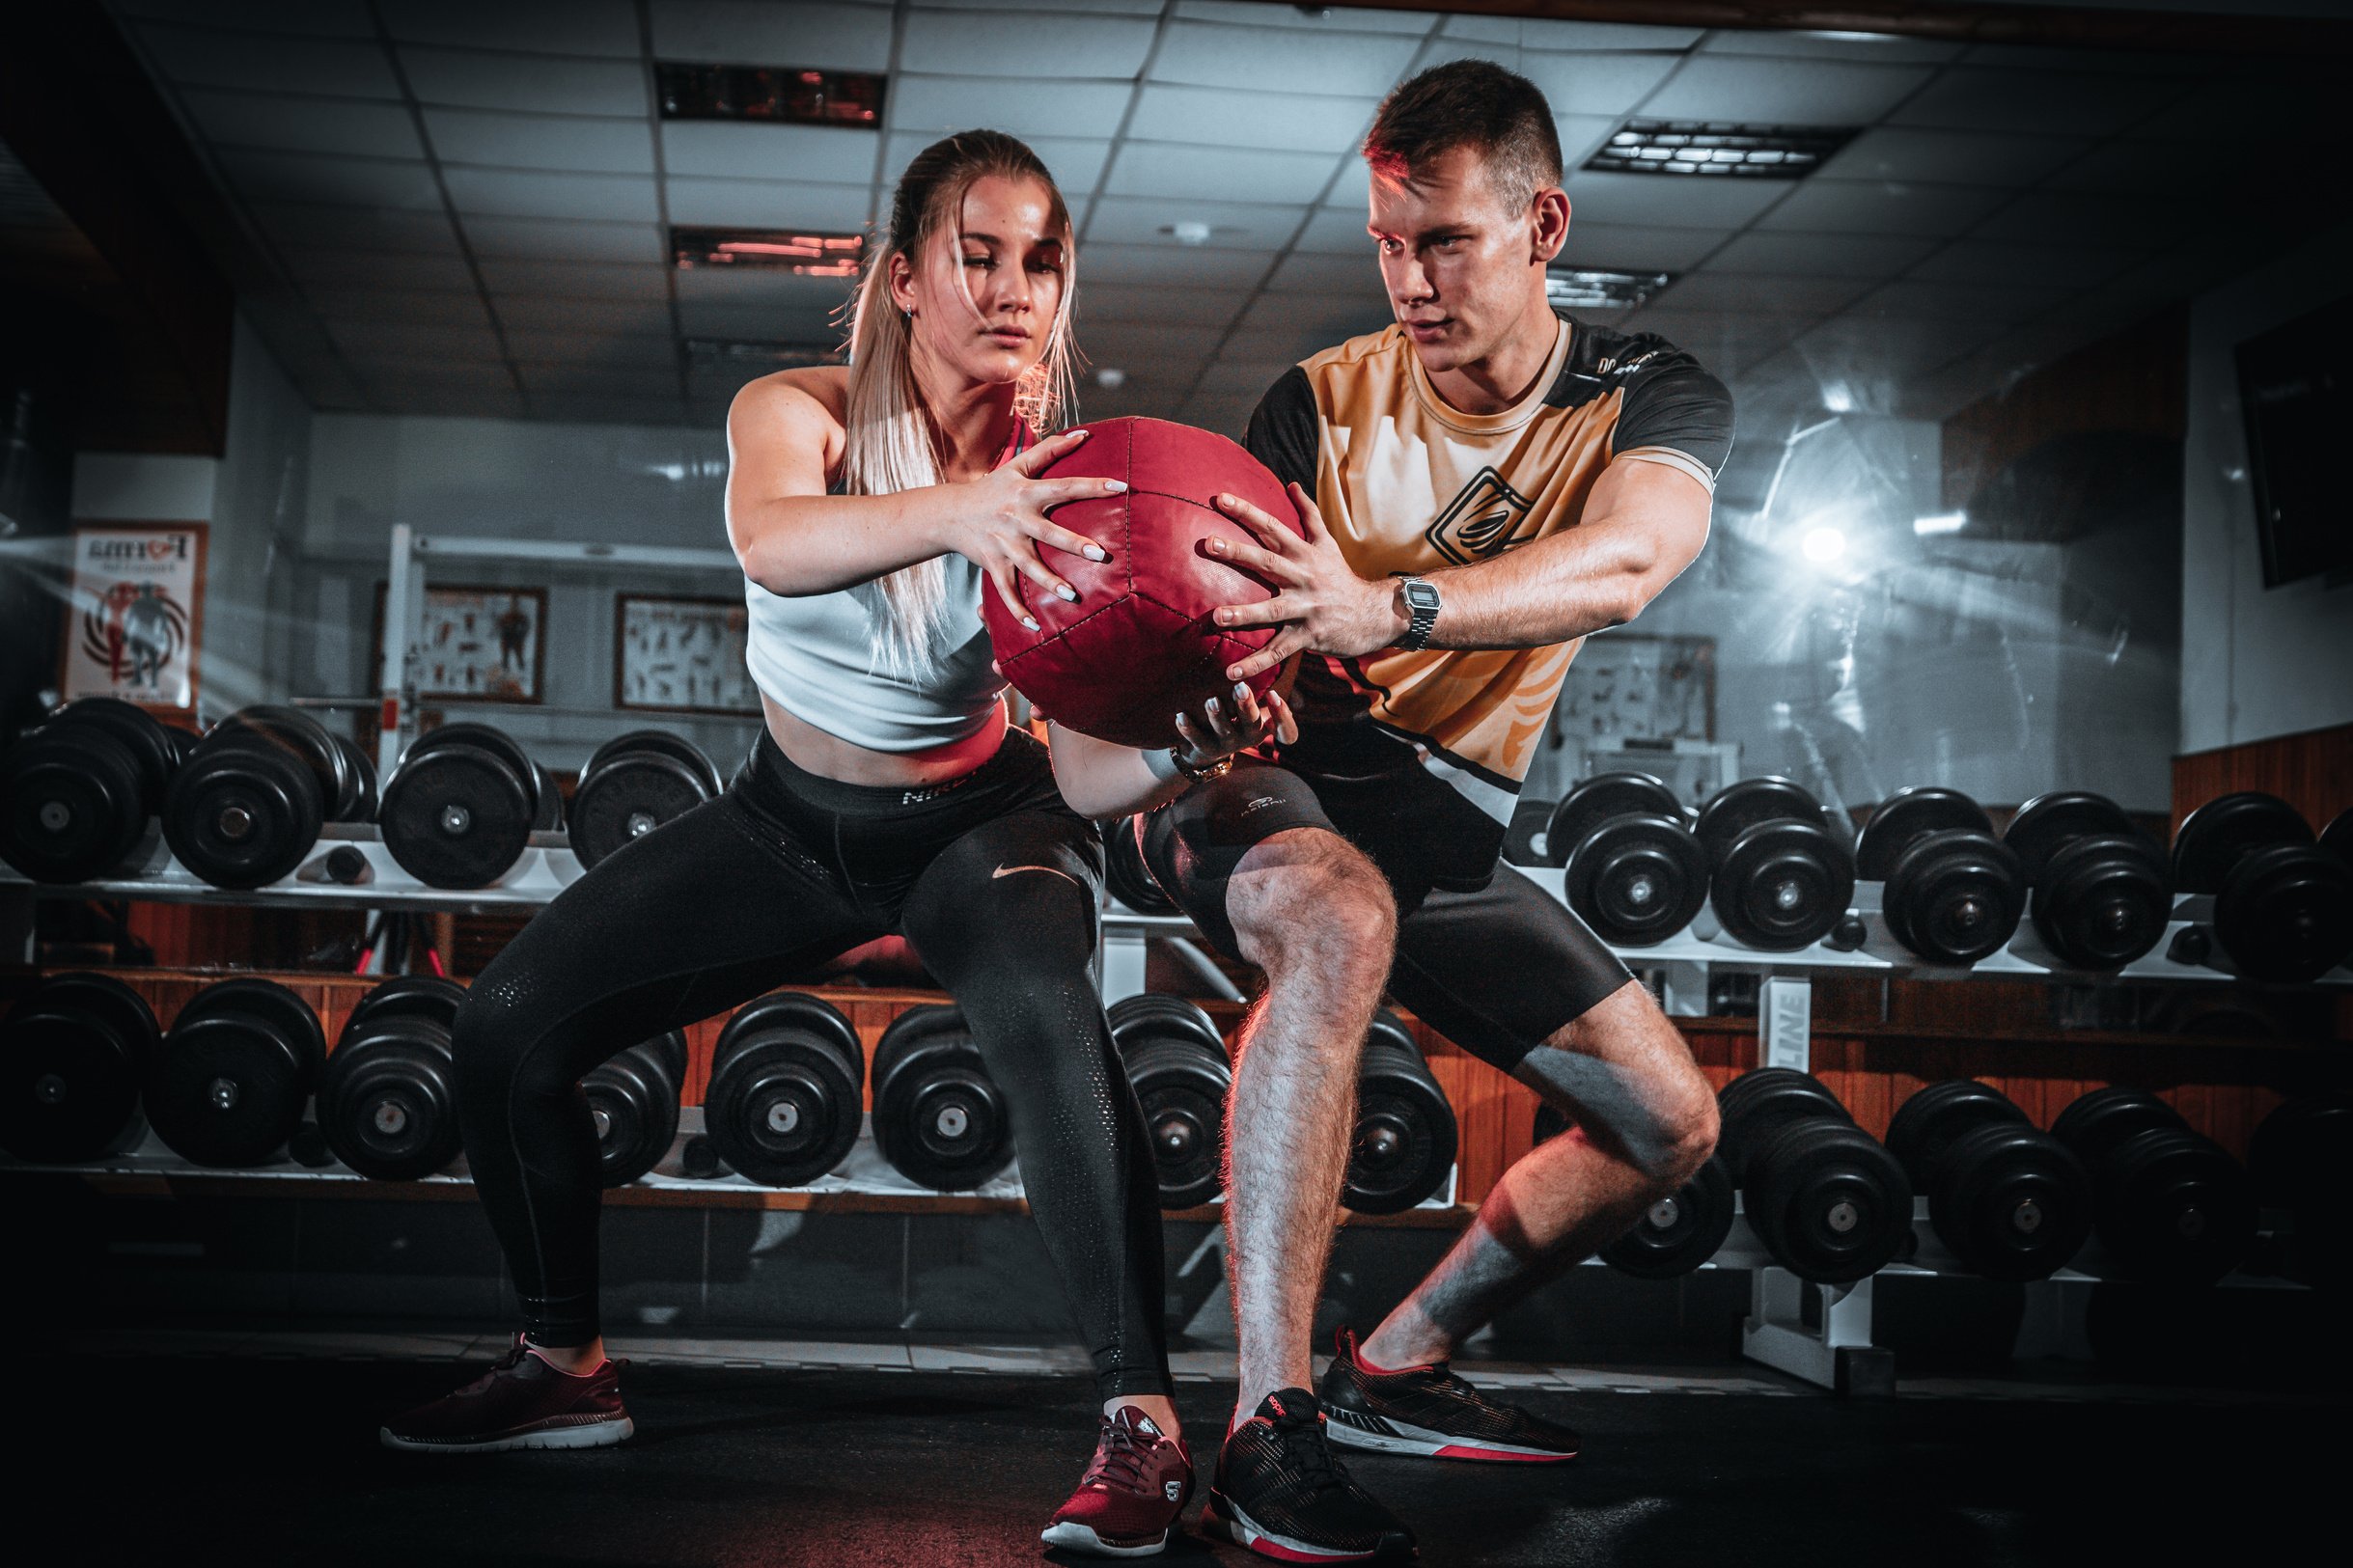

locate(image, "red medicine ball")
[[983, 417, 1309, 749]]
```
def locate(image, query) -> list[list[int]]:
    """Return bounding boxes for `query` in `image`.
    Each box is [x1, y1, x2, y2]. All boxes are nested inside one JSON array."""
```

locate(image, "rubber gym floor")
[[24, 1337, 2334, 1566]]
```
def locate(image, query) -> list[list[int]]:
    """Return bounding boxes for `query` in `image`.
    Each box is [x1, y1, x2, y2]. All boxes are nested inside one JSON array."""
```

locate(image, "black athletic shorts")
[[1137, 757, 1633, 1074]]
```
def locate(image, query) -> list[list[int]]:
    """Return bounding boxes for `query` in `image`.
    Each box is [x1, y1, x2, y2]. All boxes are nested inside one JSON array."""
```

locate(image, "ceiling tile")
[[180, 90, 423, 159], [500, 294, 677, 334], [1888, 69, 2183, 139], [1078, 284, 1249, 328], [1786, 314, 1998, 382], [1442, 16, 1702, 51], [1553, 114, 1621, 170], [1105, 145, 1336, 206], [307, 287, 489, 326], [443, 167, 660, 222], [518, 362, 671, 398], [1195, 358, 1302, 397], [1082, 322, 1229, 365], [1177, 2, 1433, 33], [1558, 222, 1726, 272], [1638, 56, 1935, 124], [1085, 197, 1302, 252], [217, 150, 443, 209], [249, 202, 459, 254], [1419, 44, 1680, 119], [1970, 190, 2175, 253], [1817, 126, 2087, 186], [1909, 241, 2137, 289], [1851, 279, 2074, 327], [2041, 136, 2228, 194], [1127, 86, 1374, 154], [1695, 29, 1960, 65], [661, 123, 875, 184], [376, 0, 640, 58], [460, 215, 665, 263], [119, 1, 377, 36], [1324, 156, 1370, 211], [328, 318, 509, 361], [900, 10, 1155, 77], [475, 259, 672, 299], [1707, 232, 1935, 279], [663, 176, 872, 229], [1558, 170, 1787, 230], [1956, 43, 2212, 77], [1292, 206, 1379, 256], [885, 133, 1107, 193], [1262, 252, 1386, 297], [889, 77, 1132, 140], [1176, 391, 1265, 440], [505, 329, 679, 368], [1076, 244, 1275, 288], [1653, 272, 1876, 314], [1150, 21, 1423, 96], [1237, 291, 1395, 344], [424, 109, 655, 175], [650, 1, 894, 71], [138, 22, 400, 96], [283, 246, 479, 289], [671, 269, 856, 312], [398, 47, 650, 116], [1754, 179, 2008, 238], [674, 300, 839, 340], [1614, 309, 1808, 374]]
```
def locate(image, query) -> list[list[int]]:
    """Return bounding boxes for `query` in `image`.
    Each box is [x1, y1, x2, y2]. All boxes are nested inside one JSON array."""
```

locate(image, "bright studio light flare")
[[1800, 525, 1848, 564], [1913, 511, 1968, 536]]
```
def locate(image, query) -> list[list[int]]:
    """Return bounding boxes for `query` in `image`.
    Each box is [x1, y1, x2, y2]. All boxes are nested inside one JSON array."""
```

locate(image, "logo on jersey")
[[1425, 467, 1537, 565]]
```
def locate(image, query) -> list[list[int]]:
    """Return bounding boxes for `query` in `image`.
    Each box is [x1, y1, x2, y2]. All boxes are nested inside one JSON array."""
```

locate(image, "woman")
[[380, 130, 1290, 1559]]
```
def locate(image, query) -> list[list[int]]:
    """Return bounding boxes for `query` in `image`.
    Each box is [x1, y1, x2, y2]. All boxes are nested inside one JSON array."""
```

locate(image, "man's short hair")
[[1362, 59, 1564, 211]]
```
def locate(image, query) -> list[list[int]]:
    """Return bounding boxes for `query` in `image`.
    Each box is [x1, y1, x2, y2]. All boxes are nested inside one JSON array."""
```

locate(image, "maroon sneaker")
[[380, 1334, 633, 1453], [1040, 1405, 1194, 1557]]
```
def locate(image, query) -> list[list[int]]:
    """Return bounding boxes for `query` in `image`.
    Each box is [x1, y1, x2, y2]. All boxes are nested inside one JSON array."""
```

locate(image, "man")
[[1138, 60, 1730, 1562]]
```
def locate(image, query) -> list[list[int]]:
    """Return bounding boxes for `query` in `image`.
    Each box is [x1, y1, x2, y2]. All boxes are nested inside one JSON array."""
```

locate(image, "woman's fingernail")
[[1207, 697, 1221, 716], [1233, 681, 1249, 701], [1084, 544, 1107, 562], [1105, 480, 1128, 493], [1056, 584, 1077, 601], [1206, 538, 1226, 554], [1070, 428, 1088, 438], [1023, 617, 1039, 630]]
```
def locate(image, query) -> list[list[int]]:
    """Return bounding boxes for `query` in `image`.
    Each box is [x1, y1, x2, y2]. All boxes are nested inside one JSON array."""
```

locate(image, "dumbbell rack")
[[5, 825, 2345, 1392]]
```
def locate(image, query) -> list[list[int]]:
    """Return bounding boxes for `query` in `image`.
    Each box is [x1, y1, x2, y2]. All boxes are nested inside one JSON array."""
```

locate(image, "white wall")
[[2179, 223, 2353, 755]]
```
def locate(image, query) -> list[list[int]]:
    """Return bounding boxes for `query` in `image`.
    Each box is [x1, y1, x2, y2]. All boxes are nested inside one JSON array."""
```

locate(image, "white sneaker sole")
[[379, 1416, 634, 1454], [1038, 1519, 1170, 1556], [1324, 1410, 1571, 1464]]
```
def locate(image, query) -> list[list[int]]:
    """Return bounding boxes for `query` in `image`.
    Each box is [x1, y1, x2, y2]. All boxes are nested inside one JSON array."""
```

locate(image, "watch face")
[[1405, 581, 1441, 611]]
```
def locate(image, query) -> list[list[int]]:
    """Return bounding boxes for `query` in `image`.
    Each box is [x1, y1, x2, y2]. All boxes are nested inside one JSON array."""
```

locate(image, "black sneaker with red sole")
[[1040, 1404, 1194, 1557], [380, 1334, 632, 1454], [1317, 1327, 1578, 1464], [1205, 1389, 1416, 1563]]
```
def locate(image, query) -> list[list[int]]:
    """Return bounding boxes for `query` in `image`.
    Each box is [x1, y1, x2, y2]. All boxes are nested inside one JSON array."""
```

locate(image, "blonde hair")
[[840, 129, 1080, 680]]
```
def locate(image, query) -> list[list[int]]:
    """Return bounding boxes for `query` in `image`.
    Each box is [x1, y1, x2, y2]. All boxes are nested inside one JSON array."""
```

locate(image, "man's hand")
[[1206, 484, 1407, 681]]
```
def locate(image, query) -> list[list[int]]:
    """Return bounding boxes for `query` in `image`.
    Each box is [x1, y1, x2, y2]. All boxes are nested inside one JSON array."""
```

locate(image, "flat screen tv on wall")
[[2235, 293, 2352, 590]]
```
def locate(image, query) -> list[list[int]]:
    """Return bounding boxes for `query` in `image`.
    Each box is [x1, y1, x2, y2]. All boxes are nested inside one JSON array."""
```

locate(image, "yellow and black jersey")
[[1242, 309, 1732, 879]]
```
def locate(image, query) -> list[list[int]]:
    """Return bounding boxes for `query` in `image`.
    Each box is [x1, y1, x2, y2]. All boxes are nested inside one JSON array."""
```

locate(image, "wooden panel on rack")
[[2172, 722, 2353, 839]]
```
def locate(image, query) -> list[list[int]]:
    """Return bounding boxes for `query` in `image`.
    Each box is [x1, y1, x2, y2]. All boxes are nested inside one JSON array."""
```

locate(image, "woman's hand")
[[1171, 681, 1297, 772], [957, 427, 1126, 630]]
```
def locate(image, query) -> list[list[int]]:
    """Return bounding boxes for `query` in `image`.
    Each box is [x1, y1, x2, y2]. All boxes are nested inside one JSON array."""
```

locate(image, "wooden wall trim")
[[2172, 722, 2353, 838]]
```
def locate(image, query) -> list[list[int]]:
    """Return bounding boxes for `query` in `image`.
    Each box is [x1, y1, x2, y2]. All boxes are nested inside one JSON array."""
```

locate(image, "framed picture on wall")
[[1555, 633, 1716, 745], [373, 582, 547, 704], [615, 593, 759, 714], [59, 522, 208, 714]]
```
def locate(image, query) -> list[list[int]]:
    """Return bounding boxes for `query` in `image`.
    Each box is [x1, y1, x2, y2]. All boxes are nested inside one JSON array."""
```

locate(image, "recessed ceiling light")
[[657, 62, 884, 126], [672, 228, 864, 276], [1545, 268, 1674, 310], [1585, 121, 1860, 179], [1161, 221, 1213, 246], [1093, 367, 1127, 389]]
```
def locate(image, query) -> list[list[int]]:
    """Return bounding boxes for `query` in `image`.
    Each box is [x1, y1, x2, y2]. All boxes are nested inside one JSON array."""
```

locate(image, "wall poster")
[[60, 522, 207, 713], [615, 594, 759, 714], [374, 582, 547, 703]]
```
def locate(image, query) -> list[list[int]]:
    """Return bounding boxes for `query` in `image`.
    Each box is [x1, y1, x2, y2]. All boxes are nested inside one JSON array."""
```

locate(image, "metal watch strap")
[[1398, 575, 1440, 651]]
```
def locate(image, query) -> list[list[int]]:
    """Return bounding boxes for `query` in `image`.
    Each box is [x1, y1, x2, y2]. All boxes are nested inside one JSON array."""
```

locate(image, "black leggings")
[[452, 727, 1171, 1401]]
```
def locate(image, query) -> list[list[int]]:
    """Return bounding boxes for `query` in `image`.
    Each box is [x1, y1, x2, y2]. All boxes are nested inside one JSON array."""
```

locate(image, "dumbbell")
[[0, 698, 181, 882], [1103, 816, 1176, 915], [318, 976, 467, 1181], [1109, 993, 1231, 1209], [2248, 1095, 2351, 1290], [2001, 791, 2173, 970], [2322, 807, 2352, 865], [0, 973, 161, 1163], [1545, 773, 1708, 946], [163, 705, 368, 889], [145, 977, 325, 1168], [705, 991, 864, 1187], [872, 1004, 1012, 1191], [379, 722, 563, 889], [1883, 1080, 2091, 1279], [1716, 1067, 1912, 1283], [1853, 786, 2025, 965], [1693, 778, 1856, 950], [1536, 1103, 1736, 1279], [2050, 1087, 2255, 1284], [1501, 797, 1555, 868], [584, 1030, 686, 1187], [1343, 1012, 1457, 1215], [2170, 792, 2353, 983], [569, 729, 725, 869]]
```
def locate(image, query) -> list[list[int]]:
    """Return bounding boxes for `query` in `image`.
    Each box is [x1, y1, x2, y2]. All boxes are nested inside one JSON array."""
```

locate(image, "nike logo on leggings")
[[992, 863, 1081, 889]]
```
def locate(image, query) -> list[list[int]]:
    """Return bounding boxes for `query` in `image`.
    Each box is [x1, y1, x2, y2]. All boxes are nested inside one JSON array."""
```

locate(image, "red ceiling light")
[[657, 62, 885, 126], [673, 228, 865, 277]]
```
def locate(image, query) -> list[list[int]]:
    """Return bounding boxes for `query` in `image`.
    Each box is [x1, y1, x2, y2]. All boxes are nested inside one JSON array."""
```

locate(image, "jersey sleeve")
[[1608, 343, 1733, 491], [1242, 366, 1320, 493]]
